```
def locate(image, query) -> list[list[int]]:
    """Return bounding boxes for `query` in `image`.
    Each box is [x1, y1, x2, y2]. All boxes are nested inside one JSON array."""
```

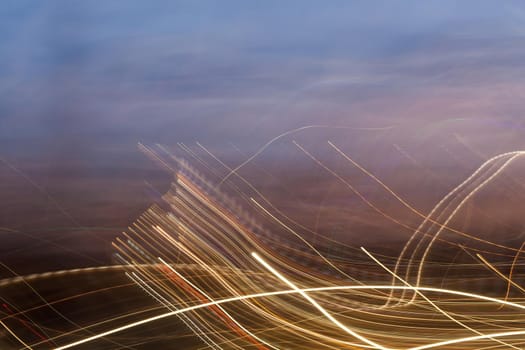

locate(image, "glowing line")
[[1, 320, 34, 350], [477, 254, 525, 294], [394, 151, 524, 305], [126, 271, 222, 350], [251, 198, 358, 282], [412, 153, 524, 298], [159, 257, 277, 350], [326, 144, 525, 301], [361, 247, 519, 350], [52, 282, 525, 350], [219, 125, 393, 185], [251, 252, 388, 350], [410, 330, 525, 350], [503, 239, 525, 305]]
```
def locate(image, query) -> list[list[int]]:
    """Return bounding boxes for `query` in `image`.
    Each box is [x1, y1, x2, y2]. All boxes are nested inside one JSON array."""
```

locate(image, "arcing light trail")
[[51, 283, 525, 350], [3, 142, 525, 349]]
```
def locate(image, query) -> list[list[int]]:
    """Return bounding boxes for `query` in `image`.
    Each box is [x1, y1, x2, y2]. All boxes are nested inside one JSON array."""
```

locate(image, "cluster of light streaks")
[[2, 142, 525, 350]]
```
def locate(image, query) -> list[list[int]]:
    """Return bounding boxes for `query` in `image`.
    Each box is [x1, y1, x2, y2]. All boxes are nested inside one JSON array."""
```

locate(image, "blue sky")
[[2, 1, 525, 267], [2, 1, 525, 160]]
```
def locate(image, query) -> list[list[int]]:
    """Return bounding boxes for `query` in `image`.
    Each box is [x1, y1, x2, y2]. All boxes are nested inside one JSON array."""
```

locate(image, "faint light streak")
[[0, 320, 34, 350], [219, 124, 394, 185], [476, 253, 525, 294]]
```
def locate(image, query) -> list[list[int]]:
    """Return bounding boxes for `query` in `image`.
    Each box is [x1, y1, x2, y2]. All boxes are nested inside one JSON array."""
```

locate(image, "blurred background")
[[1, 0, 525, 274]]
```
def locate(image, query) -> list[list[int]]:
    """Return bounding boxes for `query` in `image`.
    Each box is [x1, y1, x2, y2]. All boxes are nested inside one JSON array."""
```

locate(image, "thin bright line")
[[53, 281, 525, 349], [251, 252, 388, 350]]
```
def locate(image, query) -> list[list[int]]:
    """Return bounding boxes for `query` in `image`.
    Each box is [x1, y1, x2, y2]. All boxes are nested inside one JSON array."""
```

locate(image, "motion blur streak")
[[52, 284, 525, 350], [3, 146, 524, 349]]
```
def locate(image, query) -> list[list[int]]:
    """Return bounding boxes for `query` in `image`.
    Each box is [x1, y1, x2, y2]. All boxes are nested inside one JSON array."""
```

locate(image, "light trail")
[[1, 320, 34, 350], [52, 282, 525, 350], [218, 125, 394, 185], [6, 143, 525, 350], [252, 252, 387, 350], [361, 247, 519, 350], [476, 254, 525, 294], [324, 142, 525, 307]]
